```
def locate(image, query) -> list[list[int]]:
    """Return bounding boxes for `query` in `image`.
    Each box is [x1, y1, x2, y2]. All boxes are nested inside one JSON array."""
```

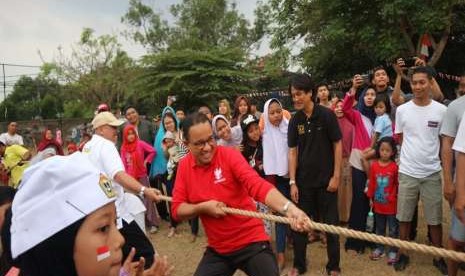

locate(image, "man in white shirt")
[[83, 111, 161, 268], [394, 67, 447, 273], [440, 74, 465, 276], [454, 113, 465, 221], [0, 122, 24, 146]]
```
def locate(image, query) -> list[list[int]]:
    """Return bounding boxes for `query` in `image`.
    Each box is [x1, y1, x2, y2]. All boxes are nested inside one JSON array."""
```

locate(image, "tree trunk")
[[427, 24, 451, 66], [399, 17, 416, 55]]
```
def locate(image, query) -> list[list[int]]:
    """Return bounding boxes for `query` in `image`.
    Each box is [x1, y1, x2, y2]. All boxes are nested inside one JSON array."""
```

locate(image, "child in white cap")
[[4, 153, 172, 275], [163, 131, 181, 181]]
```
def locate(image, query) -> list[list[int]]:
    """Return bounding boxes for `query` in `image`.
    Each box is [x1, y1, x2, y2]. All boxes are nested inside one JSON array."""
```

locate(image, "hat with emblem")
[[240, 114, 259, 132], [10, 152, 116, 258]]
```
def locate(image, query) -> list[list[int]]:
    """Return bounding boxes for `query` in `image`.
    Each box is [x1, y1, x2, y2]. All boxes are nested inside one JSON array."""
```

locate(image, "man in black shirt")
[[288, 73, 343, 276], [125, 106, 155, 145]]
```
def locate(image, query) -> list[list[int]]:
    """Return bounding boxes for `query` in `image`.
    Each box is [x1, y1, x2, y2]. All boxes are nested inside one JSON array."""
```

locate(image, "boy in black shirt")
[[288, 73, 343, 275]]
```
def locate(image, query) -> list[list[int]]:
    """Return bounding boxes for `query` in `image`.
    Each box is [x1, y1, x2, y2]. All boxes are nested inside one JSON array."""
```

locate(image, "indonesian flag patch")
[[97, 245, 111, 262]]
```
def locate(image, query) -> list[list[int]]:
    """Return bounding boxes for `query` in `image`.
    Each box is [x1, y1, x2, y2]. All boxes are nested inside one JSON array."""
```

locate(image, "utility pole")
[[2, 63, 6, 120]]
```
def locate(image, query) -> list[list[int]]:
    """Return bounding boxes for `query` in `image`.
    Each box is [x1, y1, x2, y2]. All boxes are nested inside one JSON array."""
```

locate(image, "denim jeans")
[[374, 213, 399, 253], [275, 176, 290, 253]]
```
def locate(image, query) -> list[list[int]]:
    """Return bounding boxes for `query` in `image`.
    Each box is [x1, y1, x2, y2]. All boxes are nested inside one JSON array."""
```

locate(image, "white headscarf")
[[262, 98, 289, 176], [212, 114, 242, 147]]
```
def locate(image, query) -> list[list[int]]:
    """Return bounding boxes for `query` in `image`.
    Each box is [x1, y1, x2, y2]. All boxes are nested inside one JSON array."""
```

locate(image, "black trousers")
[[345, 167, 370, 253], [293, 187, 340, 274], [121, 220, 155, 269], [190, 217, 200, 235], [194, 242, 279, 276], [150, 174, 170, 221]]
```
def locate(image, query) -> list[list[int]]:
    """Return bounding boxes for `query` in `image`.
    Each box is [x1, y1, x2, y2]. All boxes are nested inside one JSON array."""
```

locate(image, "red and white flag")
[[97, 245, 111, 262], [420, 34, 432, 60]]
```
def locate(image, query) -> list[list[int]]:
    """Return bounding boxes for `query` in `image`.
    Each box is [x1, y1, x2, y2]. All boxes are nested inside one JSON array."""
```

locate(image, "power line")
[[0, 63, 42, 68], [4, 73, 40, 78]]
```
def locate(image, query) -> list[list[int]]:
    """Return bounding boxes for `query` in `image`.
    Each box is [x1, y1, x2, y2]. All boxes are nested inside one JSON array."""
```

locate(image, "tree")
[[0, 76, 63, 121], [122, 0, 266, 53], [264, 0, 465, 81], [121, 0, 270, 111], [141, 48, 254, 112], [47, 28, 140, 111]]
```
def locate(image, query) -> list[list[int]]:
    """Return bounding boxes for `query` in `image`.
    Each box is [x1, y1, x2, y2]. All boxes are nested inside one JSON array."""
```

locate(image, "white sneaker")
[[149, 226, 159, 234]]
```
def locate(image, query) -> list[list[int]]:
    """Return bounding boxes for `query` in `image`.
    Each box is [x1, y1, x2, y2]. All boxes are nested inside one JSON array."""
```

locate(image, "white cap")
[[163, 131, 175, 141], [10, 152, 117, 258], [91, 111, 124, 129]]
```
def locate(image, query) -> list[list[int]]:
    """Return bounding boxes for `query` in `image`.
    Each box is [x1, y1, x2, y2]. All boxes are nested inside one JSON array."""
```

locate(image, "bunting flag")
[[420, 34, 432, 60]]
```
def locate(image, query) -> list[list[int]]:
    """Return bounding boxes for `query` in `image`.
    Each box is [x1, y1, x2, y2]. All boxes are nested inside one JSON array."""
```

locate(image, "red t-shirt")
[[367, 160, 399, 215], [172, 146, 273, 254]]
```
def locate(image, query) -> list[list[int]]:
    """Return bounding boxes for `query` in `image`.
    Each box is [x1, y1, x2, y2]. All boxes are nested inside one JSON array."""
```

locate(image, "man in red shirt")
[[172, 112, 309, 276]]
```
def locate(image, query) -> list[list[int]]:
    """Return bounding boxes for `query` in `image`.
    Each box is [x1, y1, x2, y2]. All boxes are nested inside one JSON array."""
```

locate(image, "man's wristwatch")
[[282, 201, 292, 215], [289, 180, 296, 186], [139, 186, 146, 198]]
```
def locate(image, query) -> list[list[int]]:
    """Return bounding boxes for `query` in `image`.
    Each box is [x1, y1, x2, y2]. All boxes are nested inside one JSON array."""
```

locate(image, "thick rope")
[[158, 195, 465, 262]]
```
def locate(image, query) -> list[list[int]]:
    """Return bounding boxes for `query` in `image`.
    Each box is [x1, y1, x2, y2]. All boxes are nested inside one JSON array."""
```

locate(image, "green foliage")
[[63, 100, 93, 119], [141, 48, 254, 112], [121, 0, 170, 52], [121, 0, 275, 113], [265, 0, 465, 81], [122, 0, 265, 53], [49, 28, 140, 112], [0, 76, 62, 121]]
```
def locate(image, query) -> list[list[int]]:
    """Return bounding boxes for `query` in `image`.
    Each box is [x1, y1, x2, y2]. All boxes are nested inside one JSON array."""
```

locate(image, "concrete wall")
[[0, 118, 93, 149]]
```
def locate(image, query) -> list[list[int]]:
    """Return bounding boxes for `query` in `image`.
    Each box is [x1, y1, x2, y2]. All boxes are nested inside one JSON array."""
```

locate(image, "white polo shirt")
[[82, 134, 134, 228]]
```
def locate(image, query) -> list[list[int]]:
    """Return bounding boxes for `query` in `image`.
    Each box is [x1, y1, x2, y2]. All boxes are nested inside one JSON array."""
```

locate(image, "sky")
[[0, 0, 266, 98]]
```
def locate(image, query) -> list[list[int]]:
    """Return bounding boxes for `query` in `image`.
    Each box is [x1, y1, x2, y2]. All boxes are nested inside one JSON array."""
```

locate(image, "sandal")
[[370, 249, 385, 261], [167, 227, 176, 238]]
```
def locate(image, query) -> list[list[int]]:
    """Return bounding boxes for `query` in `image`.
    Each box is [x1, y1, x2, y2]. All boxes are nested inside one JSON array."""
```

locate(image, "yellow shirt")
[[2, 145, 29, 188]]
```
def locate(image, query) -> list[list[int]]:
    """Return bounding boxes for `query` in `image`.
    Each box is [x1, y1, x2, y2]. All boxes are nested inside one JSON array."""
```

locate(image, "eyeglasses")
[[191, 136, 215, 149]]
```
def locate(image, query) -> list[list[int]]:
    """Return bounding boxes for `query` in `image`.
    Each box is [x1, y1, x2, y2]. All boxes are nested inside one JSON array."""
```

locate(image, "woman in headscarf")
[[212, 114, 242, 149], [342, 80, 376, 255], [121, 124, 159, 234], [150, 106, 177, 179], [261, 98, 292, 270], [230, 95, 251, 127], [37, 128, 64, 156], [150, 108, 189, 238]]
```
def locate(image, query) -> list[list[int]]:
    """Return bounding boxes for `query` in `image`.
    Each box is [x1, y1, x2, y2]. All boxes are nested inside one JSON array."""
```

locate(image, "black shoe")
[[393, 254, 410, 271], [433, 258, 448, 275]]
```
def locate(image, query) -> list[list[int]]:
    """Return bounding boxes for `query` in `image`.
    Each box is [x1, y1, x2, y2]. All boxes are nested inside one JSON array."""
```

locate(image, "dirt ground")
[[148, 201, 465, 276]]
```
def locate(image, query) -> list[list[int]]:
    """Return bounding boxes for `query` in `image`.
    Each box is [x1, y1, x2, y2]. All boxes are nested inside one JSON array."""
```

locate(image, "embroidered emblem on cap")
[[99, 174, 115, 198], [243, 115, 256, 126]]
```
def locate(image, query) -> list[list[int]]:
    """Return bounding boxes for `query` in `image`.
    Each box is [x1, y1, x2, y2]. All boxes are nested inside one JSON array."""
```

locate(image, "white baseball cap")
[[91, 111, 124, 129], [10, 152, 117, 259]]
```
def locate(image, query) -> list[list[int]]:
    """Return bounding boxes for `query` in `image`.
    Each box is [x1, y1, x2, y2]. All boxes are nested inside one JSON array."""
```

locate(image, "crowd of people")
[[0, 57, 464, 275]]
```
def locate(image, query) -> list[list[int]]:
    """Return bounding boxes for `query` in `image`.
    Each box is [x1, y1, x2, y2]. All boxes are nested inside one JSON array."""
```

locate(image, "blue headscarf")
[[149, 106, 178, 178], [356, 87, 376, 124]]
